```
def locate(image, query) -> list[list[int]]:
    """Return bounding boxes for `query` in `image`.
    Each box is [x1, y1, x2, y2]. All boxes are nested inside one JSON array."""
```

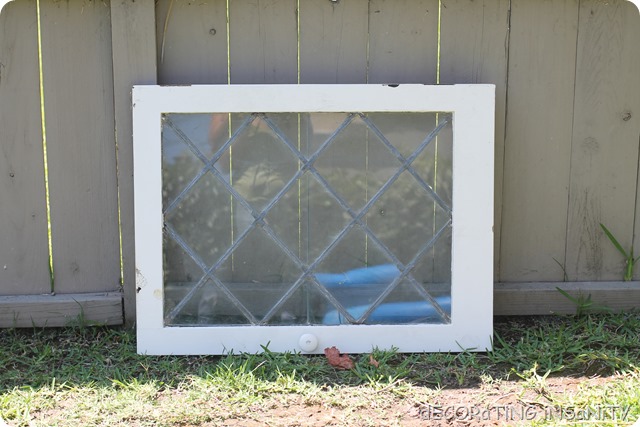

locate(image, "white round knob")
[[298, 333, 318, 352]]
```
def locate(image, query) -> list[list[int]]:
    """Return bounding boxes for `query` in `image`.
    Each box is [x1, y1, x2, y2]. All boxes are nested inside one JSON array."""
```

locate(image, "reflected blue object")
[[315, 264, 400, 288], [322, 296, 451, 325]]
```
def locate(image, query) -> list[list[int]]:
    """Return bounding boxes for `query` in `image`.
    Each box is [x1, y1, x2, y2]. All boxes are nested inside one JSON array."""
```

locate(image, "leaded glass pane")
[[161, 111, 453, 327]]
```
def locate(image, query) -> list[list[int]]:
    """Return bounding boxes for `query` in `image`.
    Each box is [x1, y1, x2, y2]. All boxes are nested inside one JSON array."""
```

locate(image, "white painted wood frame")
[[133, 84, 494, 355]]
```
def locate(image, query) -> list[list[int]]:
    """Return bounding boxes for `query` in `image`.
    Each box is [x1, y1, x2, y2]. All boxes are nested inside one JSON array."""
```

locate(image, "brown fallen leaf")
[[324, 346, 355, 370], [369, 354, 380, 368]]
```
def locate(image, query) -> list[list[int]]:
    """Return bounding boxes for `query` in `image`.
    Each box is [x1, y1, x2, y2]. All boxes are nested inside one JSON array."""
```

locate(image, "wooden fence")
[[0, 0, 639, 327]]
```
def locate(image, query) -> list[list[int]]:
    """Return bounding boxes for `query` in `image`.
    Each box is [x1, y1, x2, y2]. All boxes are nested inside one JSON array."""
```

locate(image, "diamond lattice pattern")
[[161, 112, 453, 326]]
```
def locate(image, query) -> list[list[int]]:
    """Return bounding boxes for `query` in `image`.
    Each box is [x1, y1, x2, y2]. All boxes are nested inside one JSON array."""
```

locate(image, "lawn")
[[1, 313, 639, 426]]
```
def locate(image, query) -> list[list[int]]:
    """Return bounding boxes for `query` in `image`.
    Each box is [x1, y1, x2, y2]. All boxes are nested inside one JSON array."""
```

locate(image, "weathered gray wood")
[[229, 0, 298, 84], [0, 292, 122, 327], [367, 0, 439, 84], [494, 282, 640, 315], [40, 0, 121, 293], [111, 0, 157, 325], [439, 0, 510, 281], [623, 2, 640, 280], [0, 0, 51, 295], [225, 0, 298, 282], [156, 0, 228, 84], [365, 0, 439, 281], [298, 0, 370, 285], [566, 0, 640, 281], [500, 0, 579, 281], [631, 1, 640, 281], [299, 0, 369, 84]]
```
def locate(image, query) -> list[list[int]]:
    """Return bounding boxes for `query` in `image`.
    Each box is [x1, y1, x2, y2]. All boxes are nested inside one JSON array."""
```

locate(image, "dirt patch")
[[188, 376, 615, 427]]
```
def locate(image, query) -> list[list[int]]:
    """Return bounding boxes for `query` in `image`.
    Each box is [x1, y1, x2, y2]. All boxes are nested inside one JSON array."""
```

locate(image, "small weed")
[[600, 223, 640, 281], [552, 257, 569, 282], [555, 287, 611, 316], [513, 363, 554, 403]]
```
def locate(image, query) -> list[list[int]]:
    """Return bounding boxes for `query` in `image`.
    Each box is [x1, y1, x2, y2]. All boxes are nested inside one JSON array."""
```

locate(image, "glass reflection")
[[162, 112, 452, 326]]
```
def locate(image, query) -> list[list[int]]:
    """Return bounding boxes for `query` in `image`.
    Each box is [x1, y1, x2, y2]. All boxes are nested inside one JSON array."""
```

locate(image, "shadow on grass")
[[1, 312, 639, 394]]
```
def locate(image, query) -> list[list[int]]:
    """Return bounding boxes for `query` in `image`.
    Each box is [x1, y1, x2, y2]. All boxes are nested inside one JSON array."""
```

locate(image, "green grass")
[[1, 312, 640, 426], [600, 223, 640, 281]]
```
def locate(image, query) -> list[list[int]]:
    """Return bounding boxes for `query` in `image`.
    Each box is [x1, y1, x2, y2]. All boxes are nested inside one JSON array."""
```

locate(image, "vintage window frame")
[[133, 84, 495, 355]]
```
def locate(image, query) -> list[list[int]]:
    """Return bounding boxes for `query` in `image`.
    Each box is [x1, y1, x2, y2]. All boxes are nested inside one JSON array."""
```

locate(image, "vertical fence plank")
[[40, 0, 121, 293], [439, 0, 510, 280], [229, 0, 297, 84], [226, 0, 297, 282], [111, 0, 157, 324], [0, 0, 50, 295], [367, 0, 439, 84], [566, 0, 640, 281], [633, 2, 640, 280], [299, 0, 368, 84], [367, 0, 438, 283], [156, 0, 228, 84], [500, 0, 579, 282]]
